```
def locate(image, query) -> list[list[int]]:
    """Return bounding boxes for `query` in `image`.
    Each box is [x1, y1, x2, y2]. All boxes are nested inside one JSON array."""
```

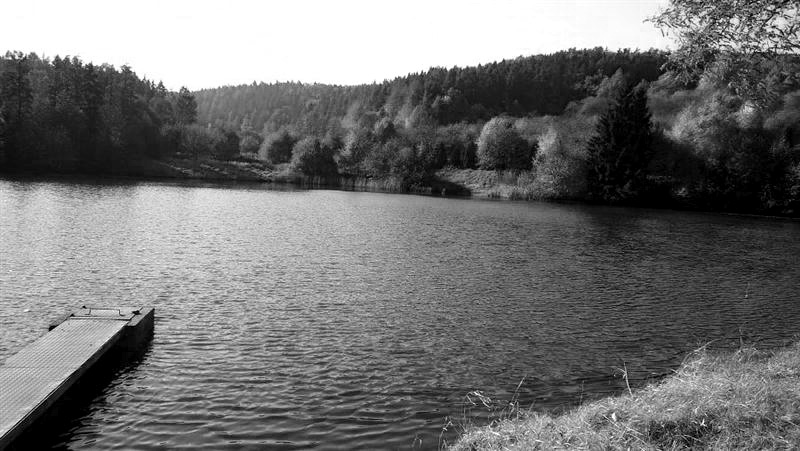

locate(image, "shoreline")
[[2, 160, 799, 219], [448, 342, 800, 450]]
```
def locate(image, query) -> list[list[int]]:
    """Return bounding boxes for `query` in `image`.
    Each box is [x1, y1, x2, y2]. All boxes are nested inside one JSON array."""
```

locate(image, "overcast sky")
[[1, 0, 673, 90]]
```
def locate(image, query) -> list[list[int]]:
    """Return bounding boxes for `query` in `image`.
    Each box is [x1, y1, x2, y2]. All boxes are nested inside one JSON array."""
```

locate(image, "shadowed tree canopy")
[[0, 51, 33, 168], [476, 116, 535, 170], [260, 128, 297, 164], [175, 87, 198, 125], [0, 52, 229, 172], [4, 47, 800, 215], [290, 136, 338, 176], [194, 48, 668, 134], [587, 81, 654, 203]]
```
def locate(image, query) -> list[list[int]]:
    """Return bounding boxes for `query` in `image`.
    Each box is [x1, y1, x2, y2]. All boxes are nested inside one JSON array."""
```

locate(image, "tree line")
[[195, 48, 667, 135], [2, 1, 799, 215], [193, 41, 799, 213], [0, 51, 237, 173]]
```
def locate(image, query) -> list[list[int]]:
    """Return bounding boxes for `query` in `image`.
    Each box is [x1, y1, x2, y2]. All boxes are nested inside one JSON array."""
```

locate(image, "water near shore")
[[1, 179, 799, 449]]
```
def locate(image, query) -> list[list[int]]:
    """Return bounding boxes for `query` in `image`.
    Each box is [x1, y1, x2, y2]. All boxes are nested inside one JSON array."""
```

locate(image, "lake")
[[1, 178, 799, 450]]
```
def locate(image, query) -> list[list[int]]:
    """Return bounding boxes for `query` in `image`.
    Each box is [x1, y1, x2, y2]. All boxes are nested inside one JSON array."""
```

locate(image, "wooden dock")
[[0, 307, 154, 449]]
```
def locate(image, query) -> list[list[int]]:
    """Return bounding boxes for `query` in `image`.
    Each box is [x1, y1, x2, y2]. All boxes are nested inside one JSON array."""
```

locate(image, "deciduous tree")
[[476, 116, 535, 170], [651, 0, 800, 101], [290, 136, 338, 176], [260, 128, 296, 164]]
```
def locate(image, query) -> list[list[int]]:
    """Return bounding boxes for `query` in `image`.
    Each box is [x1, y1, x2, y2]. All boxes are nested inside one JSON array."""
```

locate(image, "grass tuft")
[[448, 343, 800, 450]]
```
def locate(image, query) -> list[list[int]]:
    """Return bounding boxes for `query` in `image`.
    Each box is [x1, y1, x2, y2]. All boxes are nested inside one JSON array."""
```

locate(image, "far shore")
[[2, 158, 799, 219]]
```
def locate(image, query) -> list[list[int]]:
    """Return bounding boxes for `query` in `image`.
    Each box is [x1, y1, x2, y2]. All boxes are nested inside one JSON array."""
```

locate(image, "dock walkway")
[[0, 307, 153, 449]]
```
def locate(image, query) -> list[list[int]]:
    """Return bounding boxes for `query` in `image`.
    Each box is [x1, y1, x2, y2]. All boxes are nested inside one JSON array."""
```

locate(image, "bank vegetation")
[[2, 0, 798, 215], [448, 343, 800, 450]]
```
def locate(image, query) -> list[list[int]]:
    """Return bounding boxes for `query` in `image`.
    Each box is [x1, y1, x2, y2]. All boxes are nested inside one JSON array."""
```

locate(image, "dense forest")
[[2, 0, 799, 215], [196, 48, 667, 134], [192, 44, 799, 214], [0, 52, 223, 173]]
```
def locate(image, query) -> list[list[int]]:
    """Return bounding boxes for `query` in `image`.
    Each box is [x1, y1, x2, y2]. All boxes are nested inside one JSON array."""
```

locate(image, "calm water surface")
[[1, 179, 799, 449]]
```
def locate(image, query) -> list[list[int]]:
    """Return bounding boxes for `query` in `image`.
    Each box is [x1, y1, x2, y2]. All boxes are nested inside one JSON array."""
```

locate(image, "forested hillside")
[[192, 44, 799, 214], [195, 48, 667, 136], [0, 51, 238, 174], [2, 40, 799, 215]]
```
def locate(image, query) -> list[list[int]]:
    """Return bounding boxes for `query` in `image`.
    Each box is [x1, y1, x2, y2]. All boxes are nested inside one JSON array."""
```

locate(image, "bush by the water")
[[290, 137, 338, 177], [476, 116, 537, 171]]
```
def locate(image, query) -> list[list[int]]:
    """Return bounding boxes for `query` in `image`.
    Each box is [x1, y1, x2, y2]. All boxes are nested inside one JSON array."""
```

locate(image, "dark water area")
[[1, 178, 799, 450]]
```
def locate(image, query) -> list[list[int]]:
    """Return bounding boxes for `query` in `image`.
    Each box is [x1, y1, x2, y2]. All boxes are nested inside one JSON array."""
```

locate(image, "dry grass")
[[448, 344, 800, 450], [436, 167, 588, 201], [438, 169, 546, 200]]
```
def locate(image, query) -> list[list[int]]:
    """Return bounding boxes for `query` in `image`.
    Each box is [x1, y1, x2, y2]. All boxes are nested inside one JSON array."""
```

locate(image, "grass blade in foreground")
[[450, 344, 800, 450]]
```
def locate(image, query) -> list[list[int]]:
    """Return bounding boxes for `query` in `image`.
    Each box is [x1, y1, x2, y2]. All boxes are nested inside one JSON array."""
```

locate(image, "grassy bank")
[[449, 343, 800, 450], [437, 168, 542, 200], [436, 168, 587, 201]]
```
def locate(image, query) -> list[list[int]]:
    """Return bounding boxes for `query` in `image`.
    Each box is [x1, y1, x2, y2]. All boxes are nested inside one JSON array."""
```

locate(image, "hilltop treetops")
[[189, 46, 800, 214], [2, 47, 799, 214]]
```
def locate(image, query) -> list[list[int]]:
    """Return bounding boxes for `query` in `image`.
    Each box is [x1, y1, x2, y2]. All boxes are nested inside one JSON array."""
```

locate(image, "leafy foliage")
[[651, 0, 800, 101], [290, 137, 338, 176], [337, 127, 376, 176], [175, 87, 198, 125], [238, 115, 262, 155], [476, 116, 536, 170], [3, 46, 800, 215], [666, 87, 798, 209], [434, 123, 480, 168], [195, 48, 668, 135], [259, 128, 297, 164], [532, 116, 592, 199], [0, 51, 239, 172]]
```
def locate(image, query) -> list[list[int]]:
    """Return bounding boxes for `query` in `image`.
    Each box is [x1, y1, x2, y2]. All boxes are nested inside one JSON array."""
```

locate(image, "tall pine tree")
[[175, 87, 197, 125], [587, 80, 653, 203], [0, 52, 33, 169]]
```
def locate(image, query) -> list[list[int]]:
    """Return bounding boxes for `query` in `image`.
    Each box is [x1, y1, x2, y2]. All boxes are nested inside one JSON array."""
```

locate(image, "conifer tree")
[[587, 81, 653, 203], [0, 52, 33, 168], [175, 87, 197, 125]]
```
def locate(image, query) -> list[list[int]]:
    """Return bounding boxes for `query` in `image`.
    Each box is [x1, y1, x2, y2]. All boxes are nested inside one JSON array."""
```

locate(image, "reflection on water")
[[1, 179, 799, 449]]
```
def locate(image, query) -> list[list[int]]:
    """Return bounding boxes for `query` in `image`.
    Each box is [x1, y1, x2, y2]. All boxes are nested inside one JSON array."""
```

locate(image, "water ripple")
[[1, 180, 799, 449]]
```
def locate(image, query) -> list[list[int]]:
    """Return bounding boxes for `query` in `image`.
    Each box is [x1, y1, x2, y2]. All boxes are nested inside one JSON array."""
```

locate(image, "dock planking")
[[0, 307, 153, 449]]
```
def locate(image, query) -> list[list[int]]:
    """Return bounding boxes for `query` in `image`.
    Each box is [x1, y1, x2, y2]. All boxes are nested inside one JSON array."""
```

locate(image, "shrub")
[[668, 88, 793, 210], [476, 116, 535, 170], [259, 128, 297, 164], [214, 129, 240, 160], [533, 123, 589, 199], [436, 123, 480, 168], [391, 144, 436, 187], [337, 127, 376, 176], [290, 137, 338, 176], [177, 124, 216, 159]]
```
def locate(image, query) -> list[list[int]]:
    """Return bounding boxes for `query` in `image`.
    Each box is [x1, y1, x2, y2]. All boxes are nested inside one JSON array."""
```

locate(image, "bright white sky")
[[1, 0, 673, 90]]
